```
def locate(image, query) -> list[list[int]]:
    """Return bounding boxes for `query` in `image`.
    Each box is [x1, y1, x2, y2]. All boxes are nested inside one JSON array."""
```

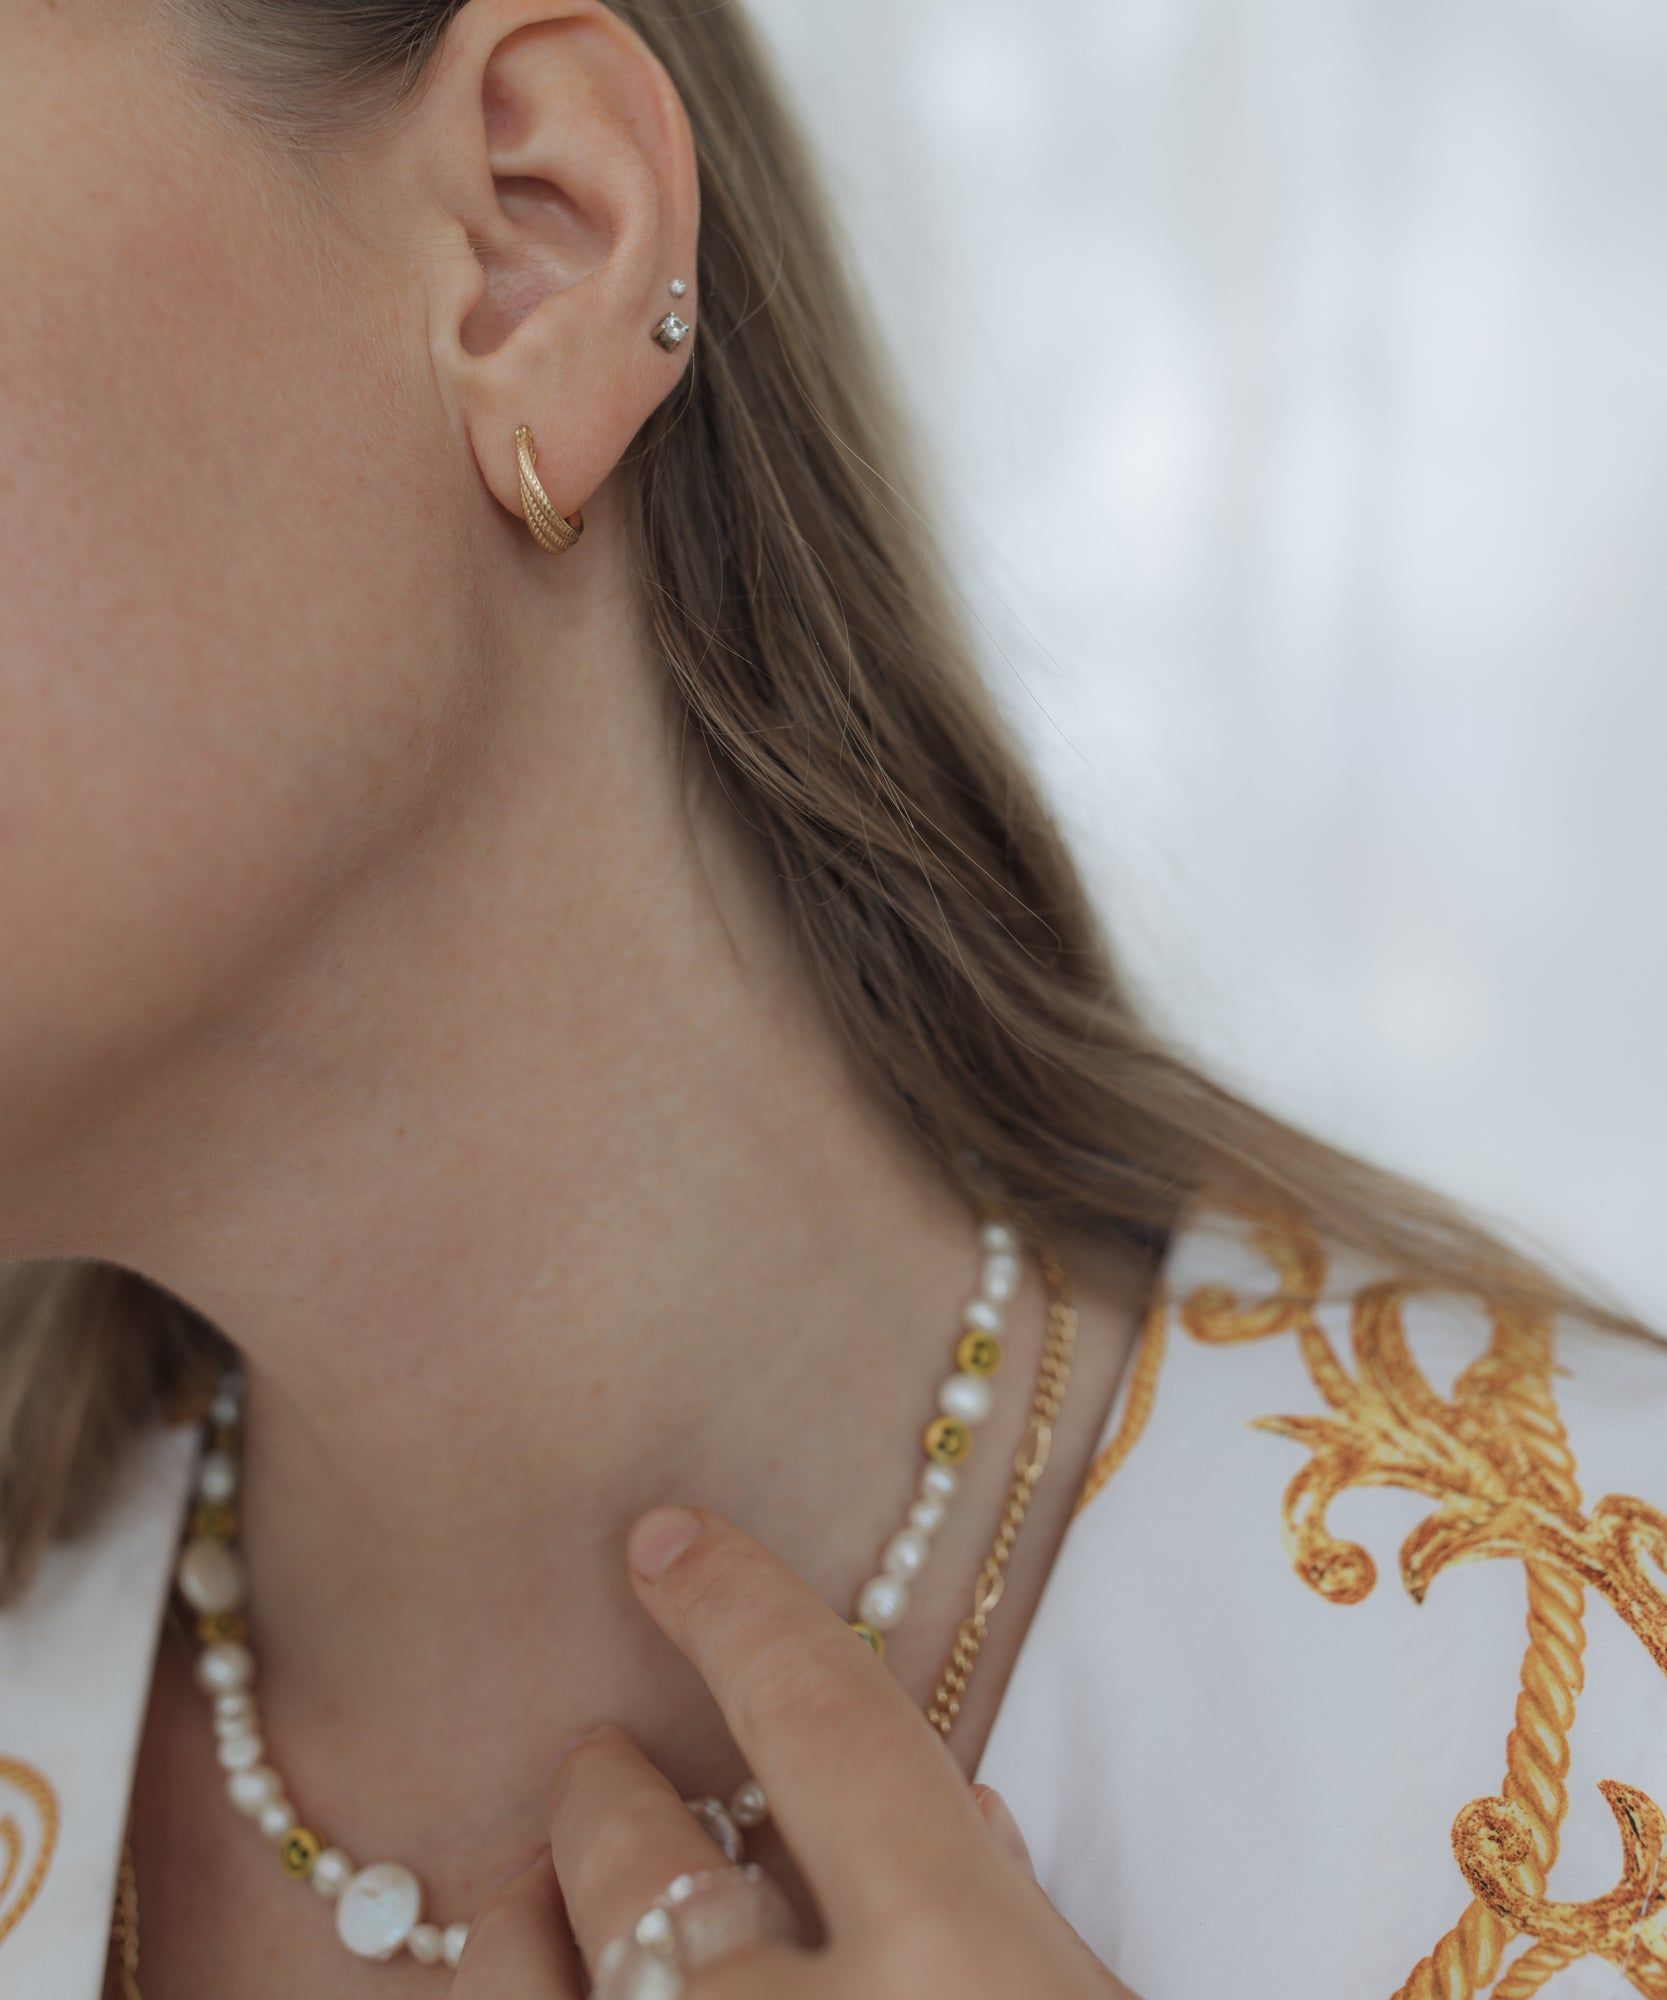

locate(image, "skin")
[[453, 1508, 1137, 1998], [0, 1, 1150, 1993]]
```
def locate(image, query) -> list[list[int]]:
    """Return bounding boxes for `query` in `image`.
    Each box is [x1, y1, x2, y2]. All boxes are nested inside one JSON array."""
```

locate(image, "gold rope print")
[[0, 1758, 59, 1950], [1074, 1285, 1169, 1517], [1182, 1212, 1667, 1997]]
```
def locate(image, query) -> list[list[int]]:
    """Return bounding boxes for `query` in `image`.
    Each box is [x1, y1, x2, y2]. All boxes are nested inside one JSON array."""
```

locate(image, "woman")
[[0, 3, 1661, 1997]]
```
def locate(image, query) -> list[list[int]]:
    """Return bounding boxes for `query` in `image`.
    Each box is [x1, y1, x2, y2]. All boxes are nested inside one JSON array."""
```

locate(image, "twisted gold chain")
[[108, 1241, 1074, 1994]]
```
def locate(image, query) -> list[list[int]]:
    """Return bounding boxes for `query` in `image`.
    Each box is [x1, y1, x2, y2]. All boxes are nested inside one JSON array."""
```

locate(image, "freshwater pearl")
[[938, 1372, 994, 1425], [909, 1496, 949, 1535], [637, 1906, 675, 1946], [209, 1388, 243, 1427], [227, 1766, 281, 1815], [195, 1641, 255, 1695], [442, 1923, 470, 1969], [259, 1799, 298, 1841], [336, 1863, 424, 1961], [881, 1528, 931, 1580], [197, 1452, 238, 1504], [981, 1220, 1017, 1255], [214, 1691, 255, 1728], [856, 1573, 909, 1631], [920, 1463, 959, 1500], [312, 1848, 355, 1899], [408, 1924, 444, 1965], [217, 1732, 266, 1773], [982, 1254, 1021, 1302], [962, 1298, 1002, 1335], [178, 1540, 247, 1615], [730, 1780, 769, 1829]]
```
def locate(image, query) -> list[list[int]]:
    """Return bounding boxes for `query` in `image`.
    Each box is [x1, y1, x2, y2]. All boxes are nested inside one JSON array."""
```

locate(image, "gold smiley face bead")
[[849, 1621, 887, 1658], [197, 1610, 249, 1646], [189, 1501, 238, 1543], [280, 1828, 323, 1879], [923, 1415, 972, 1466], [955, 1330, 1002, 1377]]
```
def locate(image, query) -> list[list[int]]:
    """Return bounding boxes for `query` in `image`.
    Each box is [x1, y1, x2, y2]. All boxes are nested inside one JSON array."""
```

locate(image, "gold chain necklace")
[[108, 1249, 1076, 1994], [927, 1246, 1078, 1735]]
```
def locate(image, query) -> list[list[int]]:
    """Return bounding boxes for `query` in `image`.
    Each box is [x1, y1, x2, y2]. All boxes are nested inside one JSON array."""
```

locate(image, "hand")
[[451, 1506, 1139, 1998]]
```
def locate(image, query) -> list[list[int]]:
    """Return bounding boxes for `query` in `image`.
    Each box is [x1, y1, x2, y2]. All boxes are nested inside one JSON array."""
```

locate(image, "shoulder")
[[981, 1204, 1667, 1999], [1145, 1202, 1667, 1517], [1106, 1203, 1667, 1655]]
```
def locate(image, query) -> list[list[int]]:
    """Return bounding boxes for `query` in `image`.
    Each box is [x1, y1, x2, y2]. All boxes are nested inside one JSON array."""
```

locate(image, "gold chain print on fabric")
[[1074, 1285, 1169, 1518], [1179, 1212, 1667, 1998], [0, 1758, 60, 1951]]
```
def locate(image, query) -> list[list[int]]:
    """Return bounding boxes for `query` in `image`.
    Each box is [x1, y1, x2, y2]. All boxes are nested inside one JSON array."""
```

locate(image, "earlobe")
[[393, 0, 700, 547]]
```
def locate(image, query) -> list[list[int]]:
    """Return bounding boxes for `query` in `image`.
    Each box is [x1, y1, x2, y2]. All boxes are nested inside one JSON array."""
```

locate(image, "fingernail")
[[483, 1846, 544, 1897], [973, 1784, 1036, 1876], [628, 1506, 703, 1581]]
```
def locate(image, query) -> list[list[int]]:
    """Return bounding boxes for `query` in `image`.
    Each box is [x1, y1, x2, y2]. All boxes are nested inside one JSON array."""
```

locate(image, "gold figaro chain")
[[109, 1832, 142, 2000], [926, 1247, 1078, 1736]]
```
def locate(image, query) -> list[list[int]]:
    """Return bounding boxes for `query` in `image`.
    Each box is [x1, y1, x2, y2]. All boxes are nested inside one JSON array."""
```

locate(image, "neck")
[[64, 580, 1043, 1877]]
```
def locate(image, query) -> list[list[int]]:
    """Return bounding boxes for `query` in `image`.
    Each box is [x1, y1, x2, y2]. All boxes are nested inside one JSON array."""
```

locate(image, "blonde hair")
[[0, 0, 1649, 1597]]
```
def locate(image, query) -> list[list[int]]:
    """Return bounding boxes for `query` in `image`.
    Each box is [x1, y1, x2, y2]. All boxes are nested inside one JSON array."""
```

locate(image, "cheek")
[[0, 21, 467, 1150]]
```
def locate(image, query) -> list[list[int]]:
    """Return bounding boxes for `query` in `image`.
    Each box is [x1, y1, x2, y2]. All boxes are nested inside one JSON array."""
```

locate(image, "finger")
[[449, 1851, 583, 2000], [971, 1784, 1036, 1878], [545, 1720, 793, 1976], [626, 1507, 997, 1923], [684, 1942, 823, 1999]]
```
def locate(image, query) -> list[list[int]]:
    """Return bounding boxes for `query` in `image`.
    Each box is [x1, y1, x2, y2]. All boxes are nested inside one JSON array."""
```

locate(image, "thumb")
[[970, 1783, 1036, 1879]]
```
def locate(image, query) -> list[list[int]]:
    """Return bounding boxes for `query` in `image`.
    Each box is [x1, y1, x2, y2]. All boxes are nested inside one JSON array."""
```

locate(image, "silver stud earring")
[[669, 278, 689, 299], [653, 311, 692, 351]]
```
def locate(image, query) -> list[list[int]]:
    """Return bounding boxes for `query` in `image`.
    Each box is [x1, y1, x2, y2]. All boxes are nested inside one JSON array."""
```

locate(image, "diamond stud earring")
[[653, 312, 692, 351], [669, 278, 689, 298]]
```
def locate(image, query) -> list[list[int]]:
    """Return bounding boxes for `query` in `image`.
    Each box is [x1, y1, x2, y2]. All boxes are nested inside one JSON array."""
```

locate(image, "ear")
[[396, 0, 700, 543]]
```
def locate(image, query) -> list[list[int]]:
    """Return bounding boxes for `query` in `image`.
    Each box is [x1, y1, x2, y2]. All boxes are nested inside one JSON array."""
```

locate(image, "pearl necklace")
[[170, 1214, 1037, 1971]]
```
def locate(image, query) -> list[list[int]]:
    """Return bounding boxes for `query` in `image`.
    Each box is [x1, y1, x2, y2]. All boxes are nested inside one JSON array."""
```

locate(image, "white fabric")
[[0, 1425, 198, 2000], [977, 1214, 1667, 1995], [5, 1210, 1666, 1997]]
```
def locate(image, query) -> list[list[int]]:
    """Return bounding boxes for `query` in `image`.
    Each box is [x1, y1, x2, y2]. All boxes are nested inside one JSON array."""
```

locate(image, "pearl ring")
[[590, 1862, 796, 2000]]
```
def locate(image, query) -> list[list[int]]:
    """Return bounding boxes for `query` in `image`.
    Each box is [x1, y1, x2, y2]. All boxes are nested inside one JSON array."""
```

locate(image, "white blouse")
[[5, 1206, 1667, 1999]]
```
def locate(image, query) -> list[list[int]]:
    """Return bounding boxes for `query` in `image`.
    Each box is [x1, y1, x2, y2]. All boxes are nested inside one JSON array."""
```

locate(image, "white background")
[[748, 0, 1667, 1324]]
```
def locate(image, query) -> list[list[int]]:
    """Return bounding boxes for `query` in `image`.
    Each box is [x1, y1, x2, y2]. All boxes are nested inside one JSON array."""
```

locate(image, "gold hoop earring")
[[514, 427, 585, 556]]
